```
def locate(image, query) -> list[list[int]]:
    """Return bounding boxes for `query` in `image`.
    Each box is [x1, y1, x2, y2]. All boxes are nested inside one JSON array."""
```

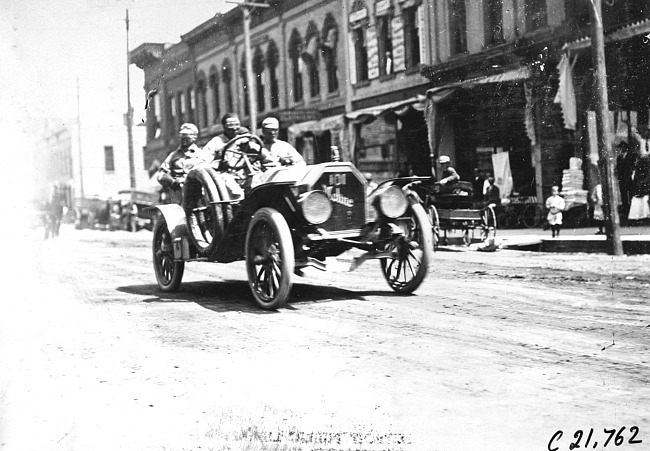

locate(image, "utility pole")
[[125, 9, 136, 189], [77, 77, 84, 199], [588, 0, 623, 255], [227, 1, 269, 135]]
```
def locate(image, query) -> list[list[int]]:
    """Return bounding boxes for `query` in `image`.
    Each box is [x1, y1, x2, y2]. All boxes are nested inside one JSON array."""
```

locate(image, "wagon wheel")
[[481, 205, 497, 241], [521, 203, 543, 228], [183, 165, 226, 257], [152, 216, 185, 292], [380, 202, 434, 294], [245, 208, 295, 310], [427, 204, 440, 250]]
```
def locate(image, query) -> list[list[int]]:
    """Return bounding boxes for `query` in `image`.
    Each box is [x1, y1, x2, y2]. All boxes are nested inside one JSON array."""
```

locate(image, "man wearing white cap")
[[259, 116, 306, 169], [438, 155, 460, 186], [156, 123, 207, 204]]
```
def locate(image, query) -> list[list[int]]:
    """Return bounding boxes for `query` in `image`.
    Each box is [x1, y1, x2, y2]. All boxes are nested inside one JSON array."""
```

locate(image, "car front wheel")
[[380, 202, 434, 294], [245, 208, 294, 310]]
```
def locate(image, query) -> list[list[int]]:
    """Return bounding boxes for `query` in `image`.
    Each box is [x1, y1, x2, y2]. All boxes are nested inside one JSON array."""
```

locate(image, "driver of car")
[[156, 123, 207, 204], [203, 113, 244, 164]]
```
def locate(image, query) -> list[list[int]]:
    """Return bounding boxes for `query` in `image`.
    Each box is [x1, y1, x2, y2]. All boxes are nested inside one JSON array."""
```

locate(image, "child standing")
[[545, 186, 566, 238], [591, 184, 604, 234]]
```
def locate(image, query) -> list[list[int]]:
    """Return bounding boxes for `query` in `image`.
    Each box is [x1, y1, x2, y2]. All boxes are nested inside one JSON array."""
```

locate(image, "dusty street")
[[1, 224, 649, 451]]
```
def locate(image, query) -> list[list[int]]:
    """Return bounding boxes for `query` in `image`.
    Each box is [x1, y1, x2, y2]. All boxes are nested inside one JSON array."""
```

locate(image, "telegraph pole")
[[77, 77, 84, 198], [588, 0, 623, 255], [227, 1, 269, 135], [125, 9, 136, 189]]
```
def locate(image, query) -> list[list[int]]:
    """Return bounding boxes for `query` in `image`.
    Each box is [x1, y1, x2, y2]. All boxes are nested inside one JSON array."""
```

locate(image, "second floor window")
[[253, 46, 265, 112], [353, 27, 369, 82], [209, 68, 220, 124], [197, 78, 208, 129], [403, 5, 421, 68], [186, 87, 195, 123], [289, 29, 304, 103], [449, 0, 467, 56], [147, 90, 161, 140], [104, 146, 115, 172], [378, 15, 393, 75], [168, 94, 176, 136], [178, 92, 185, 123], [484, 0, 504, 46], [321, 15, 339, 93], [525, 0, 547, 32], [222, 59, 234, 113], [267, 40, 280, 108]]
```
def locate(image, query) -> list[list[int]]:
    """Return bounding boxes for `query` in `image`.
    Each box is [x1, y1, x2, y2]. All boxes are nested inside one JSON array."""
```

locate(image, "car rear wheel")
[[381, 202, 434, 294], [245, 208, 294, 310], [152, 216, 184, 292], [183, 165, 226, 257]]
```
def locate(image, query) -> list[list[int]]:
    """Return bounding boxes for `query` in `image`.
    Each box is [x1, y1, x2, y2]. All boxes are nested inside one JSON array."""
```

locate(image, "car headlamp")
[[378, 185, 408, 219], [299, 190, 332, 225]]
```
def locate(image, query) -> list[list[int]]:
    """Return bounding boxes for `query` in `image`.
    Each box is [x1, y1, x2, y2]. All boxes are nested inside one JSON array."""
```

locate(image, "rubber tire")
[[152, 216, 185, 292], [427, 204, 440, 250], [381, 202, 434, 294], [245, 208, 294, 310], [209, 171, 234, 232], [481, 205, 497, 241], [183, 165, 225, 257]]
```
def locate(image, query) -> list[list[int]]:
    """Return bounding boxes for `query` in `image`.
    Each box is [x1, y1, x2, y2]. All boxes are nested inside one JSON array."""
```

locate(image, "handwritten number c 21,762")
[[548, 426, 642, 450]]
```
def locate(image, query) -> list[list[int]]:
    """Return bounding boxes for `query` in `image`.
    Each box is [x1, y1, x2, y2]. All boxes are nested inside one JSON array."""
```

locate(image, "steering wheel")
[[221, 133, 264, 172]]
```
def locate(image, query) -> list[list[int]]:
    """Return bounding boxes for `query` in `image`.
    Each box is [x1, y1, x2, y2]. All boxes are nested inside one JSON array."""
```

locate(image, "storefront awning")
[[287, 114, 345, 136], [426, 66, 531, 97], [562, 17, 650, 52], [344, 96, 426, 123]]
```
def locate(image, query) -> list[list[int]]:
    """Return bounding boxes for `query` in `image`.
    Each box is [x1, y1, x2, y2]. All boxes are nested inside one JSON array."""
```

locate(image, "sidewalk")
[[493, 223, 650, 254]]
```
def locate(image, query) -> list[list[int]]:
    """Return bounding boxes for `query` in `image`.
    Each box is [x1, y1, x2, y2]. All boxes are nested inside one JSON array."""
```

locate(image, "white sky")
[[3, 0, 234, 129]]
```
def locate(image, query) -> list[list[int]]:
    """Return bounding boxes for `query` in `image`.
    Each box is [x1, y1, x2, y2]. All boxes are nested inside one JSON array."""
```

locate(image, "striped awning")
[[562, 17, 650, 52]]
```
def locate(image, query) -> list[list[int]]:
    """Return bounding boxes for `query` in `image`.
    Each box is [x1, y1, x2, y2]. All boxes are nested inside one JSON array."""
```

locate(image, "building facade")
[[132, 0, 649, 209]]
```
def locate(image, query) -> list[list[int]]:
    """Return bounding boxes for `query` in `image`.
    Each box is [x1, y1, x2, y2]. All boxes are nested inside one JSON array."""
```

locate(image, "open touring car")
[[152, 134, 434, 309]]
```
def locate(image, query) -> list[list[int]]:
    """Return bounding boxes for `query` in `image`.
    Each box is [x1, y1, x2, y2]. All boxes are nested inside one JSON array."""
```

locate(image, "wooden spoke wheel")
[[245, 208, 295, 310], [381, 203, 434, 294], [152, 216, 184, 292]]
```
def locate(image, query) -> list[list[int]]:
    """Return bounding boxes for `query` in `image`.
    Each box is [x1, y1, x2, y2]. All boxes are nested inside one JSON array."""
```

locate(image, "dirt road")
[[1, 226, 649, 451]]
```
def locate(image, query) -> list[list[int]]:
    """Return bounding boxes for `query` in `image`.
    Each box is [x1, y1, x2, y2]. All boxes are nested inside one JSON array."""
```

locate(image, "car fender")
[[154, 204, 190, 241]]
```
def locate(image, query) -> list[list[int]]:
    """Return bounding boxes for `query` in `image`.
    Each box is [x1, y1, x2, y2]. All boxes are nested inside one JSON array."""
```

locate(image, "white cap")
[[438, 155, 450, 164], [179, 123, 198, 135], [261, 117, 279, 129]]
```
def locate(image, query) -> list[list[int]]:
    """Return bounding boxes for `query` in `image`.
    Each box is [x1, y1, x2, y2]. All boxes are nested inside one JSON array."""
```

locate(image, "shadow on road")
[[117, 279, 394, 313]]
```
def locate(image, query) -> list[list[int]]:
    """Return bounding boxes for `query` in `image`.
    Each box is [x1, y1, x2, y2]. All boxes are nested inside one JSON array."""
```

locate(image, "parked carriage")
[[411, 180, 497, 247], [151, 134, 434, 310]]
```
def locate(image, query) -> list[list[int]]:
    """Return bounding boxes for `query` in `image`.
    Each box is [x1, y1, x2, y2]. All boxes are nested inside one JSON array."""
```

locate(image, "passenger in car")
[[259, 117, 306, 169], [156, 123, 208, 204]]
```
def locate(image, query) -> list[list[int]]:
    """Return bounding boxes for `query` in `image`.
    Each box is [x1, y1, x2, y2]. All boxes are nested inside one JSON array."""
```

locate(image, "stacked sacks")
[[560, 157, 588, 209]]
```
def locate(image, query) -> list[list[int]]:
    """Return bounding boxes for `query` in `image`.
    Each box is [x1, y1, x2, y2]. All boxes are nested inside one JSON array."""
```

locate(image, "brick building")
[[132, 0, 649, 208]]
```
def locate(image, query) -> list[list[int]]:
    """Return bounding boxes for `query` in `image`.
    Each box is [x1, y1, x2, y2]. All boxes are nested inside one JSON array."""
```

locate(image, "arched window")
[[350, 0, 369, 83], [239, 56, 249, 116], [288, 29, 304, 103], [321, 14, 339, 92], [303, 21, 320, 98], [375, 2, 393, 76], [222, 59, 234, 114], [208, 65, 220, 124], [196, 71, 208, 129], [253, 46, 265, 112], [266, 40, 280, 109]]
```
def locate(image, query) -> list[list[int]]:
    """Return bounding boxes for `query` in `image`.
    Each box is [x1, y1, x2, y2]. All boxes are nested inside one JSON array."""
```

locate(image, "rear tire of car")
[[245, 208, 294, 310], [152, 216, 184, 292], [381, 201, 434, 294], [183, 165, 226, 258]]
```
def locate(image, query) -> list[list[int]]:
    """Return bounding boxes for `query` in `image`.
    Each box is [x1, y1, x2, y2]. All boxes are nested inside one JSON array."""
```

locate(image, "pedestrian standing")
[[591, 183, 604, 235], [628, 126, 650, 221], [545, 186, 566, 238], [615, 141, 637, 218]]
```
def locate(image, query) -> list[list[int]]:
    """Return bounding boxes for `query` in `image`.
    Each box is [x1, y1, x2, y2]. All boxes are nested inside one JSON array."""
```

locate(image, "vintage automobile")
[[152, 134, 434, 310], [116, 189, 160, 231]]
